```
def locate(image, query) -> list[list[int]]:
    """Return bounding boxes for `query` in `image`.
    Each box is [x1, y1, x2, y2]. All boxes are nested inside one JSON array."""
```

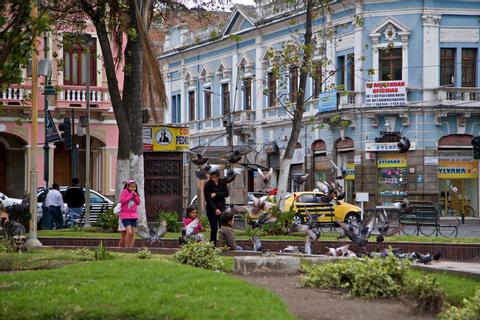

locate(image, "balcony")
[[0, 85, 31, 106], [56, 85, 111, 110], [437, 87, 480, 107], [338, 91, 358, 109]]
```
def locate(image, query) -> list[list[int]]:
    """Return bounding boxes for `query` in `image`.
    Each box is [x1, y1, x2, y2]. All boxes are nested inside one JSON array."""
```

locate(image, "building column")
[[422, 14, 441, 101], [325, 11, 336, 90], [354, 1, 364, 104], [401, 37, 409, 83]]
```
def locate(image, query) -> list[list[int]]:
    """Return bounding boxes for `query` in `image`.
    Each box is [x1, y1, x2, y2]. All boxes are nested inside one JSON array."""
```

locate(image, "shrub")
[[73, 248, 95, 260], [0, 238, 14, 253], [173, 240, 225, 271], [301, 254, 410, 299], [158, 211, 181, 232], [94, 241, 112, 260], [94, 208, 118, 232], [404, 275, 444, 314], [5, 203, 30, 230], [137, 247, 152, 260], [439, 289, 480, 320]]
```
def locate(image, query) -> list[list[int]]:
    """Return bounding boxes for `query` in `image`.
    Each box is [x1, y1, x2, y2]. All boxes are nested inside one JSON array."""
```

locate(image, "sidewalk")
[[413, 260, 480, 278]]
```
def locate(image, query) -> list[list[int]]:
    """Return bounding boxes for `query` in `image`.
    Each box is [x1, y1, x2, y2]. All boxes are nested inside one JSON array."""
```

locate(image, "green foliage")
[[5, 203, 30, 229], [0, 238, 14, 253], [404, 275, 444, 314], [158, 211, 181, 232], [199, 214, 209, 230], [137, 247, 152, 260], [301, 254, 411, 299], [439, 289, 480, 320], [73, 247, 95, 260], [94, 208, 118, 232], [94, 241, 112, 261], [229, 34, 242, 42], [173, 240, 225, 271]]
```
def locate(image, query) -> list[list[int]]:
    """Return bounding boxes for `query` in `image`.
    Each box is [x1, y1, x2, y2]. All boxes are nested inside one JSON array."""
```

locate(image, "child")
[[181, 207, 205, 242], [119, 179, 140, 248], [218, 213, 242, 250]]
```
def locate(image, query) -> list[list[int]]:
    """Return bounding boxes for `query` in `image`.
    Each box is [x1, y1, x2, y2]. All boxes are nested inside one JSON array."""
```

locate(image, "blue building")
[[159, 0, 480, 218]]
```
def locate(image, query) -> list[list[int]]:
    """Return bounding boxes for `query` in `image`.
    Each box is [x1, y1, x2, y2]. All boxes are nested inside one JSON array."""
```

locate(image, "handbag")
[[113, 202, 121, 215]]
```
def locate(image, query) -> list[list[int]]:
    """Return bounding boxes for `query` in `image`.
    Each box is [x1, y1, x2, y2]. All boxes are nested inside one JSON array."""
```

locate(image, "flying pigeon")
[[257, 168, 273, 185], [225, 149, 243, 164], [185, 218, 199, 237], [337, 213, 376, 248], [249, 195, 275, 218], [376, 209, 403, 242], [330, 160, 347, 180], [290, 215, 321, 255], [295, 173, 309, 185], [149, 220, 168, 242], [253, 211, 278, 228], [221, 168, 244, 184], [188, 140, 210, 165], [189, 195, 198, 208]]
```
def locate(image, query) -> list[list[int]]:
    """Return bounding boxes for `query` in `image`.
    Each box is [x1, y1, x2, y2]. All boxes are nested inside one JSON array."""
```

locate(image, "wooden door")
[[144, 152, 183, 222], [54, 143, 71, 186], [0, 143, 5, 192]]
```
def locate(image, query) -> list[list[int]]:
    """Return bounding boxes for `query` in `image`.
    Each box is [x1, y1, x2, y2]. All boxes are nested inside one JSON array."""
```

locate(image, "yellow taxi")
[[284, 191, 362, 224]]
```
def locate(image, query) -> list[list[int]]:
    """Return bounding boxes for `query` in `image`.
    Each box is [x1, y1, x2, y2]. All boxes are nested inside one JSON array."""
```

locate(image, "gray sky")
[[182, 0, 256, 10]]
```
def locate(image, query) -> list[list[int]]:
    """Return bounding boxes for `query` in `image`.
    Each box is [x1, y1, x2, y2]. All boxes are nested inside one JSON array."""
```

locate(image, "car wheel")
[[345, 212, 360, 224], [292, 215, 303, 225]]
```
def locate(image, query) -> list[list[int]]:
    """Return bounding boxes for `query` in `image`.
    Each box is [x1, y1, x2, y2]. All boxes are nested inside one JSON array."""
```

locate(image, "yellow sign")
[[345, 163, 355, 180], [143, 126, 190, 152], [438, 161, 478, 179], [377, 154, 407, 168]]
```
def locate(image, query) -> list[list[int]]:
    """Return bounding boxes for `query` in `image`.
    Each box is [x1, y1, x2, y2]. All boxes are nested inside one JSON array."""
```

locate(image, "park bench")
[[77, 204, 112, 226], [294, 202, 336, 231], [399, 201, 458, 237]]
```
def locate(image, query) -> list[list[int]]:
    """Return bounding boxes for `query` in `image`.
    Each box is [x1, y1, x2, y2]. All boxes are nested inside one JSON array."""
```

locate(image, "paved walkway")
[[413, 260, 480, 278]]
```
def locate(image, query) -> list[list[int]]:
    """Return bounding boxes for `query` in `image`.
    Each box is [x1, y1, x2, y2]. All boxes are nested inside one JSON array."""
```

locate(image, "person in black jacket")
[[203, 170, 229, 244], [65, 178, 85, 227]]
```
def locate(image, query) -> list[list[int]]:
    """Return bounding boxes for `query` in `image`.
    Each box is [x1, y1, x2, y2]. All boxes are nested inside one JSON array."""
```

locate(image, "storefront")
[[437, 135, 478, 217], [335, 138, 355, 203]]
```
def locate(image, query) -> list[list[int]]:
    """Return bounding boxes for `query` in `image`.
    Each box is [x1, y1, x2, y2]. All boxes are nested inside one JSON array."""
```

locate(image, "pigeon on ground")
[[251, 235, 263, 252], [149, 220, 167, 242], [413, 252, 433, 264], [326, 244, 350, 257], [282, 245, 300, 253]]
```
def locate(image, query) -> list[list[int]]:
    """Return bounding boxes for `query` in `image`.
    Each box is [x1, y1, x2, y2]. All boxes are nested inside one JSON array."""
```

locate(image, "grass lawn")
[[411, 269, 480, 305], [0, 250, 293, 320], [37, 228, 480, 244]]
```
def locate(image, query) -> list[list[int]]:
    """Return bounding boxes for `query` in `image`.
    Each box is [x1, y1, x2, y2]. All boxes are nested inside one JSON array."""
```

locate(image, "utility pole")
[[83, 52, 91, 227], [26, 3, 42, 248], [43, 32, 49, 191]]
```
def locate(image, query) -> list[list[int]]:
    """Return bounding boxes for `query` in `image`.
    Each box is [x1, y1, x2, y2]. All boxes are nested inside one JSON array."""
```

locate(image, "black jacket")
[[204, 179, 229, 213], [65, 185, 85, 208]]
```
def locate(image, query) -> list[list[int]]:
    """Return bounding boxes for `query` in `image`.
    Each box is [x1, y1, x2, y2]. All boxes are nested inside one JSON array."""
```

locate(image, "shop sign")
[[291, 148, 305, 164], [365, 142, 416, 152], [438, 151, 473, 162], [143, 126, 190, 151], [354, 155, 362, 165], [365, 81, 407, 107], [377, 154, 407, 168], [424, 156, 438, 165], [345, 163, 355, 180], [438, 161, 478, 179], [318, 90, 337, 113]]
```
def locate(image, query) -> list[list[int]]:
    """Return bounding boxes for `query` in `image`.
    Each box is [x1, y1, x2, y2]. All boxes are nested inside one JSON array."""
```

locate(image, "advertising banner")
[[143, 126, 190, 151], [365, 142, 416, 152], [318, 90, 337, 112], [46, 111, 61, 142], [365, 81, 407, 107], [377, 154, 407, 168], [438, 161, 478, 179], [345, 163, 355, 180]]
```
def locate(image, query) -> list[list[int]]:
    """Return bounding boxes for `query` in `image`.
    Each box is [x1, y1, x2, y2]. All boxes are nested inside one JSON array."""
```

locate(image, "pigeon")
[[225, 149, 243, 164], [149, 220, 167, 242], [337, 213, 376, 248], [224, 204, 250, 216], [282, 245, 300, 253], [195, 167, 209, 180], [329, 160, 347, 180], [295, 173, 309, 185], [190, 152, 209, 166], [221, 168, 243, 184], [257, 168, 273, 185], [433, 251, 442, 262], [326, 244, 350, 257], [185, 218, 199, 236], [189, 195, 198, 208], [290, 216, 321, 255], [249, 195, 275, 218], [413, 252, 433, 264], [253, 211, 278, 228], [251, 235, 263, 252], [376, 209, 403, 242]]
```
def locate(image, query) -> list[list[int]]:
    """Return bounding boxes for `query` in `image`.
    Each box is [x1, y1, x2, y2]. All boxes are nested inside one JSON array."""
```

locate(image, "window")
[[337, 56, 345, 87], [171, 94, 181, 123], [379, 48, 402, 81], [63, 34, 97, 86], [296, 193, 317, 203], [462, 48, 477, 87], [244, 78, 252, 110], [440, 48, 456, 86], [313, 64, 322, 98], [348, 53, 355, 91], [268, 72, 277, 107], [188, 91, 195, 121], [289, 66, 299, 102], [222, 83, 230, 115], [204, 88, 211, 119]]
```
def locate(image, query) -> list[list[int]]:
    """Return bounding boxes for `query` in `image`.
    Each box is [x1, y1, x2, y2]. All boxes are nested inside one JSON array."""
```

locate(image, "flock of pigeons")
[[138, 140, 439, 265]]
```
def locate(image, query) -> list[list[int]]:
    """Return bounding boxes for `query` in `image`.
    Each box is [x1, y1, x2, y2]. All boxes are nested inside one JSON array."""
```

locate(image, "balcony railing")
[[437, 87, 480, 106], [57, 85, 110, 108], [0, 85, 31, 105]]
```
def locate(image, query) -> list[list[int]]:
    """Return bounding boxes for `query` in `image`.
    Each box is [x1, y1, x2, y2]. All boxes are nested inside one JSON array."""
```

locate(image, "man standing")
[[44, 183, 64, 229], [65, 177, 85, 227]]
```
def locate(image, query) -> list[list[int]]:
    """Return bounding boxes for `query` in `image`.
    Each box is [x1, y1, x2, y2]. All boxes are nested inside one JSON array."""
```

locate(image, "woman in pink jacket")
[[119, 179, 140, 248]]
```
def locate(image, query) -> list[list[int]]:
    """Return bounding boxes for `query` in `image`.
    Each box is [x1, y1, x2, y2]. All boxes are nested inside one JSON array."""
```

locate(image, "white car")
[[0, 192, 23, 207], [37, 187, 113, 226]]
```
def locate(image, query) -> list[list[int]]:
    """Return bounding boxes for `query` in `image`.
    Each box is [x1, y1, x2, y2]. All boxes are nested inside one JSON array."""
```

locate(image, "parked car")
[[284, 191, 362, 225], [36, 187, 113, 226], [0, 192, 23, 207]]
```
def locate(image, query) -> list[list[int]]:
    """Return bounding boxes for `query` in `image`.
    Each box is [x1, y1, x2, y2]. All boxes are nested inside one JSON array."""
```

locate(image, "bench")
[[399, 201, 458, 237], [78, 204, 113, 226], [294, 202, 335, 231]]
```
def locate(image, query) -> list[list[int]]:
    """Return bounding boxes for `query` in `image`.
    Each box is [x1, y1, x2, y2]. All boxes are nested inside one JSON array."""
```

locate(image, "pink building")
[[0, 25, 121, 198]]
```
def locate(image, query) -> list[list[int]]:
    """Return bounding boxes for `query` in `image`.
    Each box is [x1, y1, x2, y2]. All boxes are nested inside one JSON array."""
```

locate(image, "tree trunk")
[[277, 0, 314, 209]]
